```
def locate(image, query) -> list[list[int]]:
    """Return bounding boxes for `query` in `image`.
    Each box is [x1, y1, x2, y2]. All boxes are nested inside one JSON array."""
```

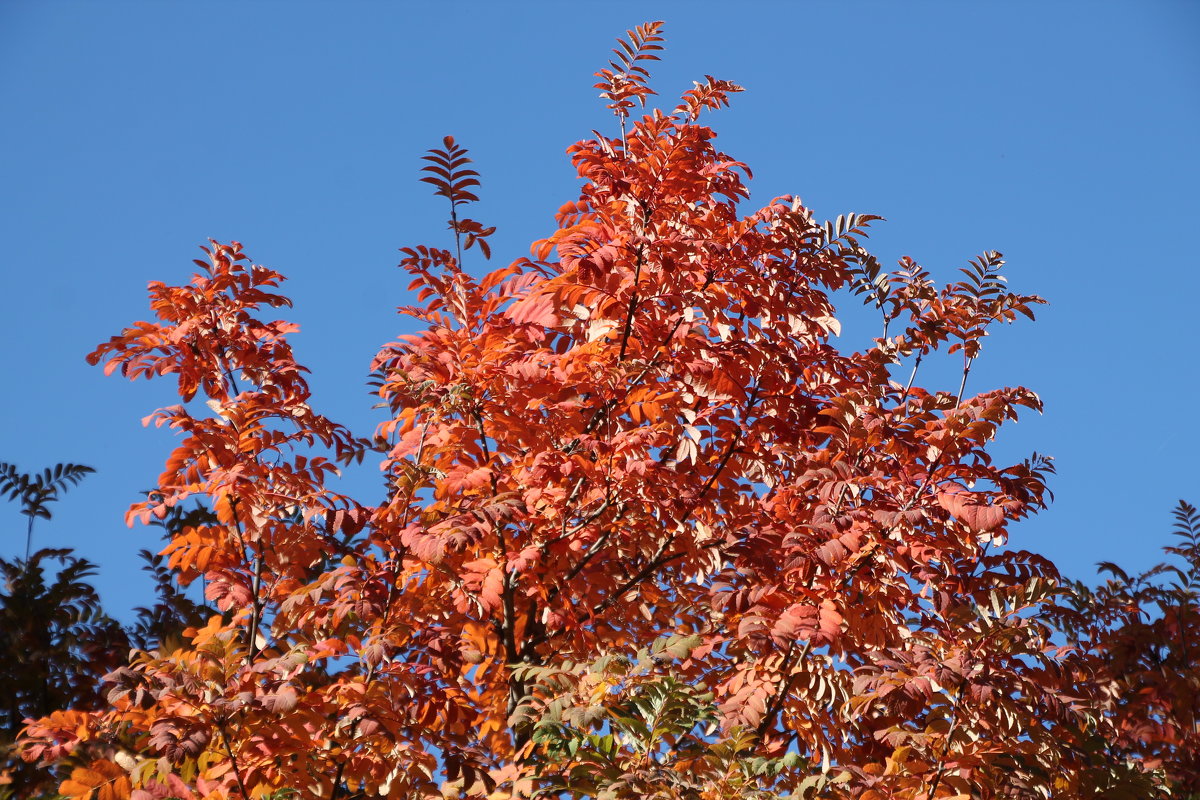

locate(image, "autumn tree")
[[19, 22, 1172, 799]]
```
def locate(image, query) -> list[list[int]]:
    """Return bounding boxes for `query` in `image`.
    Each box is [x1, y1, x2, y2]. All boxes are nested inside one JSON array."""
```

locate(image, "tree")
[[1054, 500, 1200, 796], [0, 550, 131, 798], [18, 22, 1172, 799], [0, 462, 95, 560], [0, 464, 213, 797], [0, 463, 127, 797]]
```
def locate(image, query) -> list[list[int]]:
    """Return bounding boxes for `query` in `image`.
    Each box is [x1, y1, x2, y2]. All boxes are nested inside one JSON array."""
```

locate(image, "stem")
[[831, 346, 926, 520], [924, 681, 965, 800], [923, 539, 995, 798], [543, 279, 715, 607], [559, 474, 589, 538], [247, 552, 264, 662], [840, 353, 979, 590], [954, 355, 974, 407], [753, 640, 810, 742], [329, 664, 378, 800], [903, 351, 924, 417], [216, 343, 242, 399], [215, 720, 251, 799], [24, 515, 33, 561], [227, 498, 263, 665], [593, 390, 756, 617], [451, 198, 463, 267], [577, 271, 711, 440], [468, 405, 531, 753], [617, 246, 644, 363], [371, 415, 434, 636], [598, 535, 677, 617]]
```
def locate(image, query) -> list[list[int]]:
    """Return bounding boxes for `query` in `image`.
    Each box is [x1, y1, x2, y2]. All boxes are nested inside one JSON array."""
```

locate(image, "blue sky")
[[2, 2, 1197, 619]]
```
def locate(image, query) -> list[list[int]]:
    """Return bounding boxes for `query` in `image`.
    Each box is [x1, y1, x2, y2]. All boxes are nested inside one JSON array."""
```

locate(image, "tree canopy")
[[10, 22, 1197, 800]]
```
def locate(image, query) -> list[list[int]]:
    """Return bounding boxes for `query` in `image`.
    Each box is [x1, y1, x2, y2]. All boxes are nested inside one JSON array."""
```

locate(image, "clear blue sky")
[[2, 2, 1197, 619]]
